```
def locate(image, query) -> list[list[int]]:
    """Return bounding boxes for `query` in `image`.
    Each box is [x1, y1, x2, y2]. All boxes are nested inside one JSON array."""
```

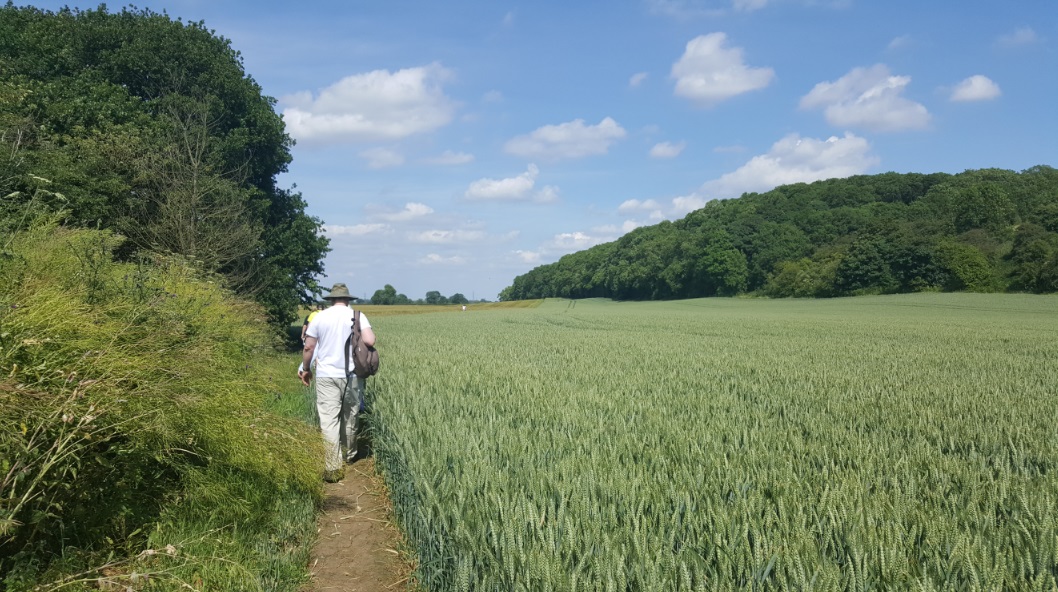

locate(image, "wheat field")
[[367, 294, 1058, 591]]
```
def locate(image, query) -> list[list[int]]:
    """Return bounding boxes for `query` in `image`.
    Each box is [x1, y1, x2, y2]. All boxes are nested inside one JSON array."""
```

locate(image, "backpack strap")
[[344, 309, 362, 380]]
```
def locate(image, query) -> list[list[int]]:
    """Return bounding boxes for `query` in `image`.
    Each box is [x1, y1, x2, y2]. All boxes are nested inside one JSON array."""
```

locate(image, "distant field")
[[296, 299, 542, 322], [367, 294, 1058, 591]]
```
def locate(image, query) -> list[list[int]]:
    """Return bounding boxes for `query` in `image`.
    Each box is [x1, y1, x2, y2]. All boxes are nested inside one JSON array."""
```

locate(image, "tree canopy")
[[500, 167, 1058, 300], [0, 3, 329, 332]]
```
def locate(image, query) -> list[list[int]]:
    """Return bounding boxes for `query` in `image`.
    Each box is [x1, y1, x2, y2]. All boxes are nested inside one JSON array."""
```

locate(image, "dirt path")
[[303, 457, 414, 592]]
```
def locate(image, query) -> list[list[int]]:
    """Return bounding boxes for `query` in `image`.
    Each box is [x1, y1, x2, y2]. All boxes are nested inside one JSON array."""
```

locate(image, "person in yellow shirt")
[[301, 304, 321, 344]]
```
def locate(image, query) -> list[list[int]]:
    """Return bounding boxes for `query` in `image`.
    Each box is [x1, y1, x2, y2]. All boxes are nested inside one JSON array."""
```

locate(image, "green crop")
[[368, 294, 1058, 591]]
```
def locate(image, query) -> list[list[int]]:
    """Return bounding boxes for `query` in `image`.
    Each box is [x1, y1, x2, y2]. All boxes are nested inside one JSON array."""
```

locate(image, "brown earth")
[[302, 457, 415, 592]]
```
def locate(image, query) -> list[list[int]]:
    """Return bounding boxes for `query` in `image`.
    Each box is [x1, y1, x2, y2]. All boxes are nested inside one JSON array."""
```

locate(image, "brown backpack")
[[344, 309, 379, 379]]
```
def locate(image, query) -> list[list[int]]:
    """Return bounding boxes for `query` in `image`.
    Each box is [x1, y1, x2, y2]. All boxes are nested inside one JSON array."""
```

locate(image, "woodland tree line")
[[0, 4, 329, 333], [500, 167, 1058, 301]]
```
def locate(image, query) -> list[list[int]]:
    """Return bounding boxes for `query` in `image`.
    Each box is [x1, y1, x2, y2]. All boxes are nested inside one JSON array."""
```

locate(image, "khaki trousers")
[[315, 376, 363, 472]]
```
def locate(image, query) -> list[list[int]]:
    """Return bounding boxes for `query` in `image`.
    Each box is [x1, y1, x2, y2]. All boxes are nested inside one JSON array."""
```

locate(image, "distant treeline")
[[500, 167, 1058, 300], [367, 285, 473, 305]]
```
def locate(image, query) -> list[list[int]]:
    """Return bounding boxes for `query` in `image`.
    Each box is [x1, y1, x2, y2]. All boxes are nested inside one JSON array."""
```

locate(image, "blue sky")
[[23, 0, 1058, 300]]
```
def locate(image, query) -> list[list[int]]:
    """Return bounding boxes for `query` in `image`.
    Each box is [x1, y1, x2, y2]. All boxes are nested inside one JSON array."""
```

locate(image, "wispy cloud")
[[358, 147, 404, 169], [671, 33, 774, 106], [424, 150, 475, 165], [504, 117, 627, 160], [281, 63, 456, 144], [645, 0, 731, 18], [378, 203, 434, 222], [409, 229, 486, 244], [996, 27, 1039, 48], [800, 64, 930, 131], [619, 198, 662, 213], [323, 223, 392, 236], [887, 34, 911, 51], [732, 0, 768, 12], [464, 164, 557, 203], [629, 72, 649, 88], [650, 141, 686, 158], [949, 75, 1001, 102], [419, 253, 467, 265]]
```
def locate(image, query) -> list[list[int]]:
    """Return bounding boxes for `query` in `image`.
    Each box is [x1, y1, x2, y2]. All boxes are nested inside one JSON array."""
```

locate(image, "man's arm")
[[299, 336, 317, 386], [361, 327, 376, 347]]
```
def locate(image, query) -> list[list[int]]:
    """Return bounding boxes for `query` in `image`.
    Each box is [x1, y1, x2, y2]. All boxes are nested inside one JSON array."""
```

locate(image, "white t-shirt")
[[306, 305, 372, 378]]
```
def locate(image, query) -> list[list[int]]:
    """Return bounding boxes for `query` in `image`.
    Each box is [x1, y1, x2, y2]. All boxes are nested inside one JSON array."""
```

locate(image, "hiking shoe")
[[323, 469, 344, 483]]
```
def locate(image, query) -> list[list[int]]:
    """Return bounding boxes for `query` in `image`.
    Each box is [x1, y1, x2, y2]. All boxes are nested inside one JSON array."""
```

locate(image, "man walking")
[[299, 283, 376, 482]]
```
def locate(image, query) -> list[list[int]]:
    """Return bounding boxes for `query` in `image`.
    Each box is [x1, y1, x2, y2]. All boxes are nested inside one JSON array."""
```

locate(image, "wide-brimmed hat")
[[323, 283, 353, 300]]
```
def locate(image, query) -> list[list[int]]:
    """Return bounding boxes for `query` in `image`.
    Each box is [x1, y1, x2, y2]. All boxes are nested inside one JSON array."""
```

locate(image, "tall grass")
[[0, 223, 323, 590], [369, 295, 1058, 590]]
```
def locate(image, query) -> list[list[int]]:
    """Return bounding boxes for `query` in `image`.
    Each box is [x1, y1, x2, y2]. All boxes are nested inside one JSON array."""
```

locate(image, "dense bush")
[[0, 222, 323, 590]]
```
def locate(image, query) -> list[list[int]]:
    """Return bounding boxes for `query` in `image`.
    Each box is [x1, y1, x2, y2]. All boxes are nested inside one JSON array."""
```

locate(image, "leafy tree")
[[936, 240, 994, 291], [1008, 224, 1058, 292], [371, 284, 398, 305], [425, 290, 448, 305], [835, 236, 895, 294], [764, 252, 840, 298], [370, 284, 410, 305], [449, 293, 469, 304], [0, 5, 329, 332]]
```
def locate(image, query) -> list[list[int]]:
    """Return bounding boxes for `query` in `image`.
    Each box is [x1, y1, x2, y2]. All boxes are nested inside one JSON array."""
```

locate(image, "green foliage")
[[764, 254, 839, 298], [501, 167, 1058, 301], [936, 240, 996, 291], [371, 296, 1058, 590], [371, 284, 412, 305], [0, 4, 329, 334], [1007, 223, 1058, 293], [0, 225, 322, 590]]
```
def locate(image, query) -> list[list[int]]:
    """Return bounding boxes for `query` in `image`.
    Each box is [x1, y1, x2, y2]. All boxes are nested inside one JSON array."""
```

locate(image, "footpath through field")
[[302, 457, 412, 592]]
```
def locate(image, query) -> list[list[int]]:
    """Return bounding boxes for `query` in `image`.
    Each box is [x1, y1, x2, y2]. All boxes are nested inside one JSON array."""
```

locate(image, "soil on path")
[[303, 457, 414, 592]]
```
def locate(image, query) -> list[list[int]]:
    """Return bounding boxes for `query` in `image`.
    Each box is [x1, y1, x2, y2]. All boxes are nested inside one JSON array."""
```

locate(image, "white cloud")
[[465, 164, 542, 201], [504, 117, 627, 160], [687, 132, 879, 205], [950, 75, 1001, 102], [996, 27, 1039, 47], [281, 63, 456, 144], [799, 64, 930, 131], [424, 150, 475, 165], [887, 34, 911, 51], [359, 147, 404, 169], [323, 223, 392, 236], [629, 72, 649, 87], [419, 253, 466, 265], [672, 194, 710, 215], [482, 90, 504, 103], [671, 33, 774, 106], [650, 141, 686, 158], [534, 185, 561, 203], [550, 231, 606, 251], [379, 202, 434, 222], [409, 229, 486, 244], [515, 250, 542, 264], [624, 219, 645, 232], [618, 198, 662, 212]]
